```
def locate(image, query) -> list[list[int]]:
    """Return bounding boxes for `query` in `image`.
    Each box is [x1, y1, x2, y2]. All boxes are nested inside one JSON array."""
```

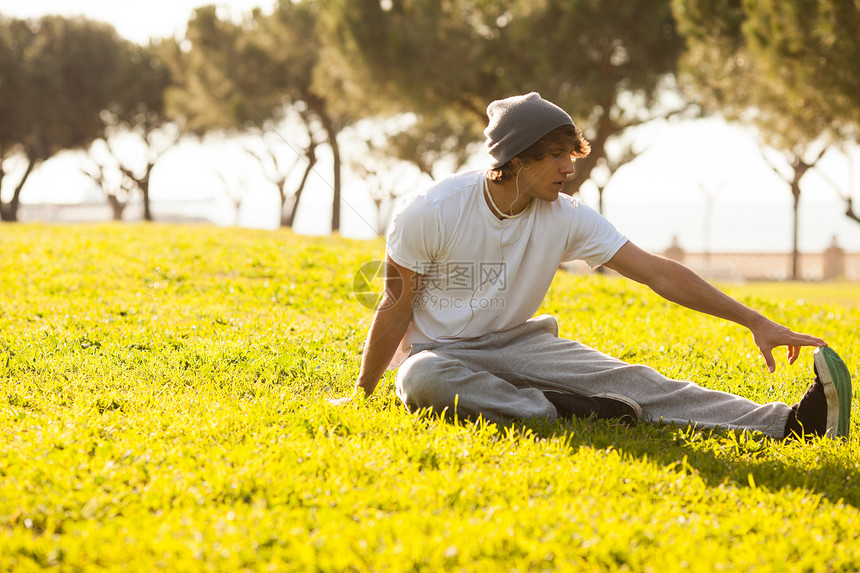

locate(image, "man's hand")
[[352, 256, 422, 398], [326, 395, 354, 406], [326, 387, 369, 406], [749, 315, 825, 372]]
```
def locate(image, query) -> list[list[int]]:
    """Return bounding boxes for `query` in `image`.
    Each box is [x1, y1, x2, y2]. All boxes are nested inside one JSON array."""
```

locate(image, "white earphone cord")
[[484, 164, 531, 220]]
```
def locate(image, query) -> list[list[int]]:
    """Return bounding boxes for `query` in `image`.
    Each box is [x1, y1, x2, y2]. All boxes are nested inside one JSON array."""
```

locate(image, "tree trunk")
[[846, 197, 860, 226], [232, 200, 241, 227], [0, 157, 37, 222], [790, 184, 801, 280], [319, 113, 342, 233], [140, 162, 155, 222], [330, 135, 342, 233], [284, 145, 317, 228], [0, 152, 5, 210], [107, 194, 126, 220], [140, 185, 152, 221], [119, 161, 155, 222], [785, 148, 826, 280], [763, 148, 826, 281]]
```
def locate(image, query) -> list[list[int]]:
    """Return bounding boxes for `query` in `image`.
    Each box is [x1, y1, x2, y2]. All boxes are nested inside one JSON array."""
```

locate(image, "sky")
[[1, 0, 860, 255], [0, 0, 265, 44]]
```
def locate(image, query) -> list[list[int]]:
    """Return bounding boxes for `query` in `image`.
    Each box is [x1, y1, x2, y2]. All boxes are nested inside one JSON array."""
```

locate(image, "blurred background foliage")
[[0, 0, 858, 272]]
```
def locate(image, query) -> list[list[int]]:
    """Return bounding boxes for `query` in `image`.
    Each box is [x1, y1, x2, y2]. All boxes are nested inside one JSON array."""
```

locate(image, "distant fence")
[[565, 249, 860, 282], [18, 201, 215, 225], [659, 237, 860, 281], [662, 251, 860, 282]]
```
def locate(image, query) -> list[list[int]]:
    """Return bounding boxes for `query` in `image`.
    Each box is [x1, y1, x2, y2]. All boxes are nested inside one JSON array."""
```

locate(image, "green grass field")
[[1, 223, 858, 572]]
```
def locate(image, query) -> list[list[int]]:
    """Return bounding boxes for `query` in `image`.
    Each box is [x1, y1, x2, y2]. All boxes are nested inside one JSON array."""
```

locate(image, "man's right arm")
[[354, 255, 422, 397]]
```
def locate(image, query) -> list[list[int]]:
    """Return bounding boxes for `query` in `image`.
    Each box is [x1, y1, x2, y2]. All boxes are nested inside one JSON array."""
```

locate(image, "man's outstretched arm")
[[352, 256, 422, 398], [602, 241, 825, 372]]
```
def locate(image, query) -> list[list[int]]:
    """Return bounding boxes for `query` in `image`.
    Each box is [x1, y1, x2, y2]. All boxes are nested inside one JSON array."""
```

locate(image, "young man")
[[344, 92, 852, 440]]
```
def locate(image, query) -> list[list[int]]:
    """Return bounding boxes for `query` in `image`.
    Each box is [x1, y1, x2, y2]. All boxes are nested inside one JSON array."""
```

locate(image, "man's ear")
[[514, 157, 531, 171]]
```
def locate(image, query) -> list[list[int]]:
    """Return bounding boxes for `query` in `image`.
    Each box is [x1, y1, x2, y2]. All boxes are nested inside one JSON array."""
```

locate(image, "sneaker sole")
[[593, 393, 643, 420], [813, 347, 852, 438]]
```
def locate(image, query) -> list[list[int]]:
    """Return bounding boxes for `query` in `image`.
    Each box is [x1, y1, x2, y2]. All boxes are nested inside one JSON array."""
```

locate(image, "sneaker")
[[593, 393, 643, 426], [544, 391, 641, 426], [784, 347, 852, 439], [814, 346, 852, 438]]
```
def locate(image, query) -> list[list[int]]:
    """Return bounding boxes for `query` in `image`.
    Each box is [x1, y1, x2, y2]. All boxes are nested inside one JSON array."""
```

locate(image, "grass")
[[0, 223, 858, 572]]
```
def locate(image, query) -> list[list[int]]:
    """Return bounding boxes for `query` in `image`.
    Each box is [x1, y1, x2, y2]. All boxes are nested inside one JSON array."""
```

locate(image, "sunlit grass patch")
[[1, 223, 858, 571]]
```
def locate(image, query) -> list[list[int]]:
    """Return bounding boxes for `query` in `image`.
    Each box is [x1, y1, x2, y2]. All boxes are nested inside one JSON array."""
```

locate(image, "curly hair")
[[486, 125, 591, 183]]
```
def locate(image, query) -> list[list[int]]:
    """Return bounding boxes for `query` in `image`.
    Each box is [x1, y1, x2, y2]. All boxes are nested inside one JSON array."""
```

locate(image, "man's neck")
[[484, 174, 531, 219]]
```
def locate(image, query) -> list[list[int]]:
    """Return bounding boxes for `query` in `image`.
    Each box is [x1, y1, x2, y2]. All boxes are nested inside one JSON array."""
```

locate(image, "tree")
[[348, 136, 429, 236], [214, 168, 251, 226], [83, 40, 178, 221], [79, 157, 137, 220], [672, 0, 857, 278], [742, 0, 860, 138], [0, 15, 128, 221], [0, 17, 29, 220], [589, 137, 640, 215], [742, 0, 860, 224], [169, 1, 353, 232], [241, 113, 320, 228], [762, 143, 829, 279], [320, 0, 687, 196]]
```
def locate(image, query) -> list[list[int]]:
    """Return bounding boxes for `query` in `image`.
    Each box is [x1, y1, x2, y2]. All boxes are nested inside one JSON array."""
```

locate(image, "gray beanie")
[[484, 92, 575, 168]]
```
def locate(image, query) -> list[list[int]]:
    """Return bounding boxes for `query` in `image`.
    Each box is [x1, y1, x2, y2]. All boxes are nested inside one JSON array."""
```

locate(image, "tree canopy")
[[0, 15, 130, 221], [168, 1, 353, 231], [672, 0, 860, 278], [320, 0, 686, 196], [672, 0, 856, 146], [85, 40, 177, 221], [743, 0, 860, 141]]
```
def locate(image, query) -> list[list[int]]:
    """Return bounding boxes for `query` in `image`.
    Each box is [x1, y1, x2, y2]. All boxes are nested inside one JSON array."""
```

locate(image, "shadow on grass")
[[427, 408, 860, 509], [550, 418, 859, 508]]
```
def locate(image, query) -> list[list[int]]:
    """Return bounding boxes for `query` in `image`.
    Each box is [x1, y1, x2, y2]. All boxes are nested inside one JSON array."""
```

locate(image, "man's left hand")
[[750, 316, 825, 372]]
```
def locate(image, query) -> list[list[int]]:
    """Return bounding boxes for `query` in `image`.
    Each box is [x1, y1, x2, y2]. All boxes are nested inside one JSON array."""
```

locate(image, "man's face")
[[518, 147, 576, 202]]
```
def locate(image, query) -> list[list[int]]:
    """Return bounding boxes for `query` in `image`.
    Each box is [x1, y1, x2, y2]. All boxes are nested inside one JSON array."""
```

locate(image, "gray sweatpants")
[[395, 314, 791, 438]]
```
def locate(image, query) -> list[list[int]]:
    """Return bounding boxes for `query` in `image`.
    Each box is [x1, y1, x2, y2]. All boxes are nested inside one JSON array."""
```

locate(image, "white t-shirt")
[[386, 170, 627, 367]]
